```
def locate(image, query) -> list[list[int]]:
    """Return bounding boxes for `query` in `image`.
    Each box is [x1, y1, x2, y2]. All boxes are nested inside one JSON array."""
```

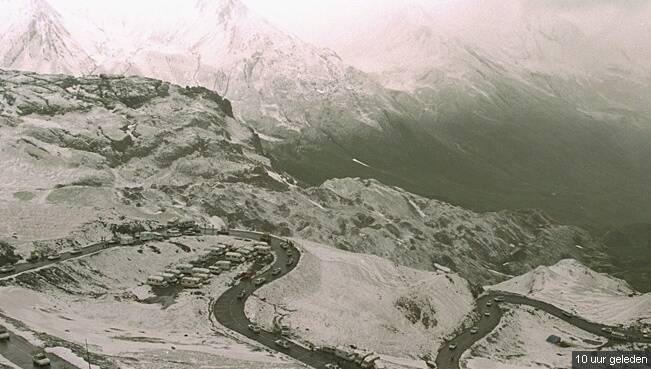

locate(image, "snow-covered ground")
[[246, 238, 475, 359], [489, 259, 651, 327], [0, 236, 300, 368], [461, 304, 606, 369]]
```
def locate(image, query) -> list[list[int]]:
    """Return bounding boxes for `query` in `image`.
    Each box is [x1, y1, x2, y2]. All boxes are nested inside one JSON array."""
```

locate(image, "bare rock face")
[[0, 70, 612, 287]]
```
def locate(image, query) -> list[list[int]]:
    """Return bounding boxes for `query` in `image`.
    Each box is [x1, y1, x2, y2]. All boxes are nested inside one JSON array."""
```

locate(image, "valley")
[[0, 0, 649, 368]]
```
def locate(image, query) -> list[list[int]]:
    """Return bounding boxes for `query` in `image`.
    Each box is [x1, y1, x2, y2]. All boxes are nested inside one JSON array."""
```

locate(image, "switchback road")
[[435, 292, 651, 369], [210, 229, 359, 369]]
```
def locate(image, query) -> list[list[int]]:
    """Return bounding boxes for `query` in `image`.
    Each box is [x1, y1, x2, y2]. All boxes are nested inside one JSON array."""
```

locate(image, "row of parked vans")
[[147, 262, 232, 288], [321, 346, 385, 369], [145, 240, 273, 289]]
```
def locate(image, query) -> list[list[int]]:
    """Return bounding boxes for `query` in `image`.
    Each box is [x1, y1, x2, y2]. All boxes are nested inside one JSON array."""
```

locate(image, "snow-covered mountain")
[[0, 0, 95, 74], [0, 0, 396, 137], [2, 0, 651, 229], [0, 70, 611, 287]]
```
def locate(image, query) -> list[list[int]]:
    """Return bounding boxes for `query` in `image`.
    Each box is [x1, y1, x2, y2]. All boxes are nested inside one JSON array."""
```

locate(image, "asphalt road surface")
[[0, 241, 112, 282], [435, 292, 651, 369], [0, 330, 76, 369], [210, 229, 361, 369], [0, 240, 113, 368], [2, 228, 649, 369]]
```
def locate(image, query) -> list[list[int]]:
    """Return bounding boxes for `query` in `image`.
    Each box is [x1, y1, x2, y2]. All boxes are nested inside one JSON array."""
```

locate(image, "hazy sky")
[[241, 0, 460, 45]]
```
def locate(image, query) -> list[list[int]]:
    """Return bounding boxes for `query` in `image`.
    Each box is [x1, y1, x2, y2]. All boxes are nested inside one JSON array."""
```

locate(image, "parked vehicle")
[[208, 266, 222, 275], [237, 271, 256, 281], [167, 228, 181, 237], [275, 339, 289, 349], [611, 331, 628, 340], [32, 352, 51, 367], [271, 268, 282, 276], [248, 324, 261, 333], [562, 311, 572, 318], [165, 268, 183, 278], [192, 267, 210, 276], [470, 327, 478, 334], [139, 232, 154, 241], [217, 229, 229, 235], [237, 290, 246, 299], [601, 327, 612, 333], [215, 260, 232, 271], [0, 325, 9, 340], [0, 264, 15, 273], [485, 302, 492, 307], [26, 250, 40, 262], [361, 354, 381, 368], [209, 245, 227, 255], [46, 253, 62, 261], [70, 247, 83, 255], [335, 346, 355, 361], [325, 364, 340, 369], [494, 297, 504, 302], [260, 233, 272, 243], [254, 245, 271, 255], [225, 252, 244, 263], [194, 273, 211, 284], [147, 275, 168, 287], [425, 360, 437, 368], [448, 344, 457, 350], [119, 235, 135, 245], [181, 277, 202, 288], [286, 258, 294, 266], [177, 263, 194, 274], [161, 273, 178, 284], [321, 346, 335, 353], [280, 324, 291, 337], [484, 312, 490, 317], [254, 277, 266, 286]]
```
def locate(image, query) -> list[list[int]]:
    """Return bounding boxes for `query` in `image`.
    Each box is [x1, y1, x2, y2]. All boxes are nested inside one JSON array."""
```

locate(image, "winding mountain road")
[[1, 229, 649, 369], [0, 240, 112, 369], [435, 292, 651, 369], [209, 229, 358, 369]]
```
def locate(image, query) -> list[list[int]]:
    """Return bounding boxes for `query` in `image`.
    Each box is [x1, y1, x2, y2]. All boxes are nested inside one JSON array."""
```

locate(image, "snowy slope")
[[0, 0, 396, 136], [461, 305, 606, 369], [245, 238, 475, 358], [0, 0, 95, 74], [0, 236, 302, 368], [490, 259, 651, 327]]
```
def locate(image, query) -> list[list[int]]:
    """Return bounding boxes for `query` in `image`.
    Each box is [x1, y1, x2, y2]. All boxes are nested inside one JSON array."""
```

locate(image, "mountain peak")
[[195, 0, 248, 24]]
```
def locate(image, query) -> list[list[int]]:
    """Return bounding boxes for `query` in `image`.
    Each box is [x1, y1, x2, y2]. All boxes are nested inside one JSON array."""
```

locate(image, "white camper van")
[[215, 260, 232, 271], [181, 277, 202, 288], [254, 245, 271, 256], [147, 275, 167, 287], [161, 273, 178, 284], [177, 263, 194, 274], [225, 252, 244, 263], [192, 267, 211, 277]]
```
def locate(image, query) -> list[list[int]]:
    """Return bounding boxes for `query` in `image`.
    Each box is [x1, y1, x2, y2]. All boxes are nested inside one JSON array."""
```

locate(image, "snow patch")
[[352, 158, 371, 168]]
